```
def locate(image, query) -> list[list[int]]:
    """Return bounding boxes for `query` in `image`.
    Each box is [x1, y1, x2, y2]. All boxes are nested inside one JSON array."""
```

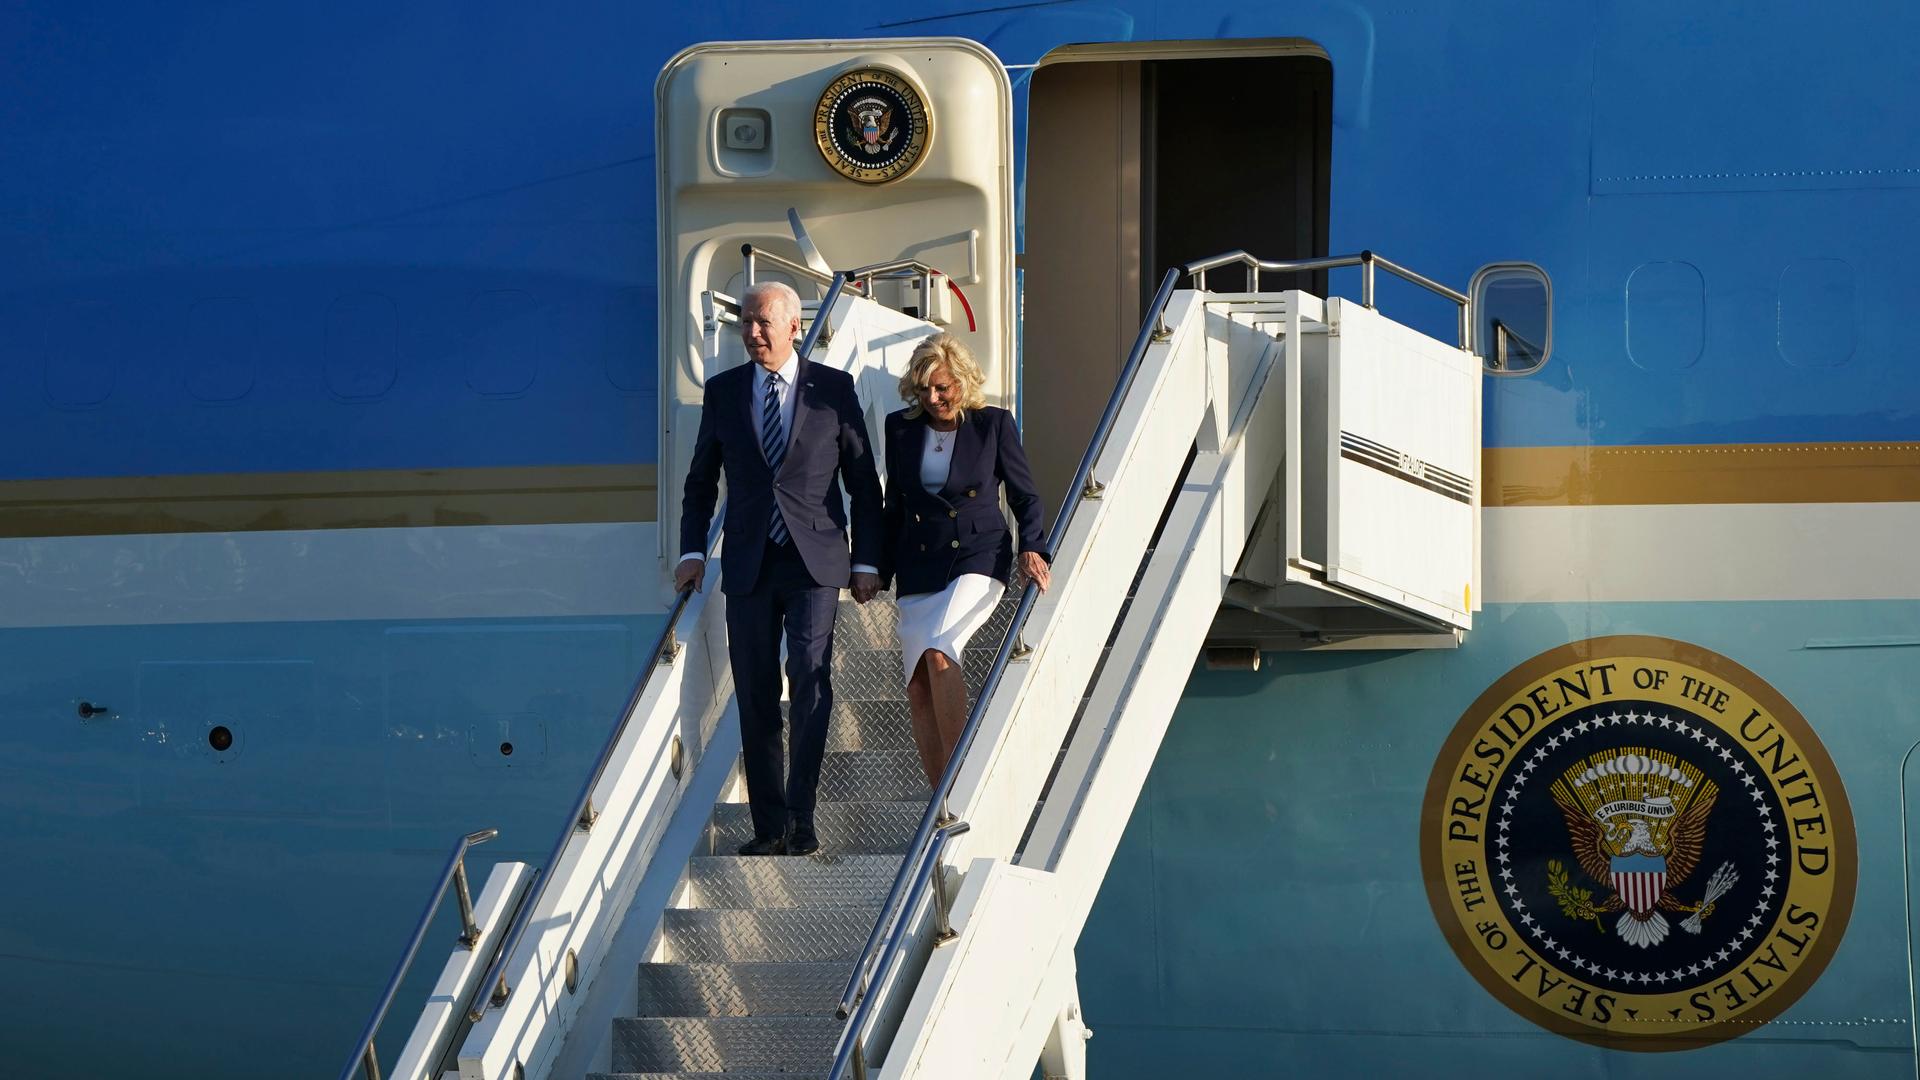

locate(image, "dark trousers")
[[726, 538, 839, 840]]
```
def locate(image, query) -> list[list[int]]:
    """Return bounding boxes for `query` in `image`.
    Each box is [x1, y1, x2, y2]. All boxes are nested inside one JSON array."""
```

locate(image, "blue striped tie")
[[762, 373, 789, 545]]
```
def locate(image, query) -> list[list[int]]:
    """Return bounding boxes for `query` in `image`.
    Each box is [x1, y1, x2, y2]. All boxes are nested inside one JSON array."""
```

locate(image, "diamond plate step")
[[833, 646, 999, 699], [832, 597, 901, 650], [660, 908, 875, 963], [780, 699, 917, 755], [708, 800, 922, 855], [636, 961, 847, 1017], [684, 854, 902, 908], [591, 1074, 823, 1080], [817, 749, 932, 802], [611, 1015, 841, 1073]]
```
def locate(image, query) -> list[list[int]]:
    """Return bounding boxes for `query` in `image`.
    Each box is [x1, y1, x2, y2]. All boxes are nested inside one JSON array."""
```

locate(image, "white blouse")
[[919, 424, 956, 493]]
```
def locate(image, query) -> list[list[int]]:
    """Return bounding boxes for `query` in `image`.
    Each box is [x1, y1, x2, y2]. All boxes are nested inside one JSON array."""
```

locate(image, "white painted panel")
[[1324, 298, 1478, 625], [880, 860, 1072, 1080]]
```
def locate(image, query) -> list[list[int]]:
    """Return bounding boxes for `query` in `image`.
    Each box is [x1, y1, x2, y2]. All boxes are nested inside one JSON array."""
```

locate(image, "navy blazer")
[[679, 358, 884, 595], [880, 405, 1050, 597]]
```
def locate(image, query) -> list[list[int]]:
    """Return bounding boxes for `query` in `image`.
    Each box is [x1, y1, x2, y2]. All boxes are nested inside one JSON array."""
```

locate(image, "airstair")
[[585, 592, 1013, 1079], [347, 249, 1481, 1080]]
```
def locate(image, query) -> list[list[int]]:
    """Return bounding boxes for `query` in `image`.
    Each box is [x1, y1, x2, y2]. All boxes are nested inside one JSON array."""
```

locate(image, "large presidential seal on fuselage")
[[1420, 637, 1853, 1050], [813, 67, 931, 184]]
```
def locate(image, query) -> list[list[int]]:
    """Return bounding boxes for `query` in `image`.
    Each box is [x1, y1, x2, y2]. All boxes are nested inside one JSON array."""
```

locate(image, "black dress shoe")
[[737, 835, 786, 856], [784, 822, 819, 857]]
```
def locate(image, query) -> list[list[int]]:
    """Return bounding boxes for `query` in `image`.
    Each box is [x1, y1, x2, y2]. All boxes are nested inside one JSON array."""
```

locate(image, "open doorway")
[[1021, 48, 1332, 508]]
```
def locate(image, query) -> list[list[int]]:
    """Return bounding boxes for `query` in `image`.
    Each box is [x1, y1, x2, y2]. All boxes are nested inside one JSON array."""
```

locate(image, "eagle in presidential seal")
[[1420, 637, 1854, 1050], [1548, 748, 1731, 948]]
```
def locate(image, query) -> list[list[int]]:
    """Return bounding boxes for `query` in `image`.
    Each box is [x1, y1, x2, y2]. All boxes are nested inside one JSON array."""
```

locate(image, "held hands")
[[674, 557, 706, 594], [850, 572, 882, 604], [1018, 551, 1051, 594]]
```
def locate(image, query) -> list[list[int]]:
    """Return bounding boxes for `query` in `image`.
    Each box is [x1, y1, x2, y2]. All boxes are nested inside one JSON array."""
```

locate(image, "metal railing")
[[746, 246, 960, 337], [457, 521, 718, 1030], [339, 828, 499, 1080], [823, 266, 1186, 1080], [1489, 317, 1545, 372], [743, 243, 865, 295], [743, 244, 950, 299], [1183, 249, 1473, 352], [798, 271, 855, 355]]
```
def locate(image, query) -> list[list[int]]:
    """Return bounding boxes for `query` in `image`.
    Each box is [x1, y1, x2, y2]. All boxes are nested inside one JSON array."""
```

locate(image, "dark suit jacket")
[[679, 358, 884, 595], [879, 405, 1049, 597]]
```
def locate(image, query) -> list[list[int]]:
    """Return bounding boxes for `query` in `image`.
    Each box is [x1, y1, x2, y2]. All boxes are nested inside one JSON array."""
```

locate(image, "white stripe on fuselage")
[[1, 501, 1910, 629], [1483, 502, 1920, 604], [0, 522, 664, 628]]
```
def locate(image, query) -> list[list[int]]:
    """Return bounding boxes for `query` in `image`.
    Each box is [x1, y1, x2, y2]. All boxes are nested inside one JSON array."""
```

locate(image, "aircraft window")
[[1470, 263, 1551, 375]]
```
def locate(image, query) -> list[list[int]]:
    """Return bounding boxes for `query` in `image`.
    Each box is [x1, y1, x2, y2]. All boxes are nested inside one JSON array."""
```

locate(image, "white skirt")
[[894, 573, 1006, 685]]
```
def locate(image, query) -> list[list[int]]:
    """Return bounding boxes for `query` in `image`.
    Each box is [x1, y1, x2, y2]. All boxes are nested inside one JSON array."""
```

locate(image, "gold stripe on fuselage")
[[0, 465, 657, 538], [4, 441, 1914, 538], [1483, 442, 1920, 507]]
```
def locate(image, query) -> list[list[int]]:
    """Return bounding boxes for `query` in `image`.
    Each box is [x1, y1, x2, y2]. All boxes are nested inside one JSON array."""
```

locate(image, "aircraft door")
[[655, 39, 1014, 565]]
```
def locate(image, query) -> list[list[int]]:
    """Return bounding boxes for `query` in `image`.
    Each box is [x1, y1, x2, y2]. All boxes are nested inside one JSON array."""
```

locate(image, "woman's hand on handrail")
[[1017, 551, 1051, 594]]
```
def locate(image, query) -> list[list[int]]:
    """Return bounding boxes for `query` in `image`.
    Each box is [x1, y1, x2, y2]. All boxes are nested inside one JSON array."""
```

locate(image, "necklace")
[[931, 426, 953, 453]]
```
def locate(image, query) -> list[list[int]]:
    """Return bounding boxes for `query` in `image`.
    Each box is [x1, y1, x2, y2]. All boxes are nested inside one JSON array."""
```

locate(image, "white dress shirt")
[[681, 352, 875, 576]]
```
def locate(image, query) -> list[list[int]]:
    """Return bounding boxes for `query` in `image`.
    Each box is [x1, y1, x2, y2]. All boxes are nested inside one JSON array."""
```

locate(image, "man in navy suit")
[[677, 281, 884, 856]]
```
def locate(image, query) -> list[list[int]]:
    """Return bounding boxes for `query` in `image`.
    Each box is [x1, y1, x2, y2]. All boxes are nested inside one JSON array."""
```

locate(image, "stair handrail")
[[824, 266, 1185, 1080], [826, 249, 1473, 1078], [458, 516, 718, 1029], [455, 269, 861, 1042], [339, 828, 500, 1080], [1183, 249, 1472, 351]]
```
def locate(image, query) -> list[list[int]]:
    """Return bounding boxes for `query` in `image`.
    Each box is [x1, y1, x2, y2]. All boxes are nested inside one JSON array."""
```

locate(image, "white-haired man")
[[677, 281, 884, 856]]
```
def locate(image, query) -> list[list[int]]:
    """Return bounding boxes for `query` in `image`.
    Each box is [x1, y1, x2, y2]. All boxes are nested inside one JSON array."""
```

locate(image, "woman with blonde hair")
[[878, 334, 1051, 787]]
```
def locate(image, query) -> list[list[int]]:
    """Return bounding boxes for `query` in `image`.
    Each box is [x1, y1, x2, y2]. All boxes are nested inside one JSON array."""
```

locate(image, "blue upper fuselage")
[[1, 0, 1915, 479]]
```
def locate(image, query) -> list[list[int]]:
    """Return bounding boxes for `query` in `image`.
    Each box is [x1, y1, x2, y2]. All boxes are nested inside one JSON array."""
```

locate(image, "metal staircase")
[[589, 595, 1011, 1080], [365, 250, 1482, 1080]]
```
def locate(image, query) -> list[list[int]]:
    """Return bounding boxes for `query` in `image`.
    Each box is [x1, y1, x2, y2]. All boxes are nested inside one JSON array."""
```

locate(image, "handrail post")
[[453, 859, 480, 948], [929, 863, 958, 944], [1360, 249, 1376, 308], [337, 827, 499, 1080]]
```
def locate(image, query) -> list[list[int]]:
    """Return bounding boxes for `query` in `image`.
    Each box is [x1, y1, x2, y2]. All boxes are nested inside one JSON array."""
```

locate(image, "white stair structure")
[[373, 252, 1481, 1080]]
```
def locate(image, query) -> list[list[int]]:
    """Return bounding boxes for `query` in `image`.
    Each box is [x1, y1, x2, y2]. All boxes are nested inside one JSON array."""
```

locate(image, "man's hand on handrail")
[[674, 557, 706, 594]]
